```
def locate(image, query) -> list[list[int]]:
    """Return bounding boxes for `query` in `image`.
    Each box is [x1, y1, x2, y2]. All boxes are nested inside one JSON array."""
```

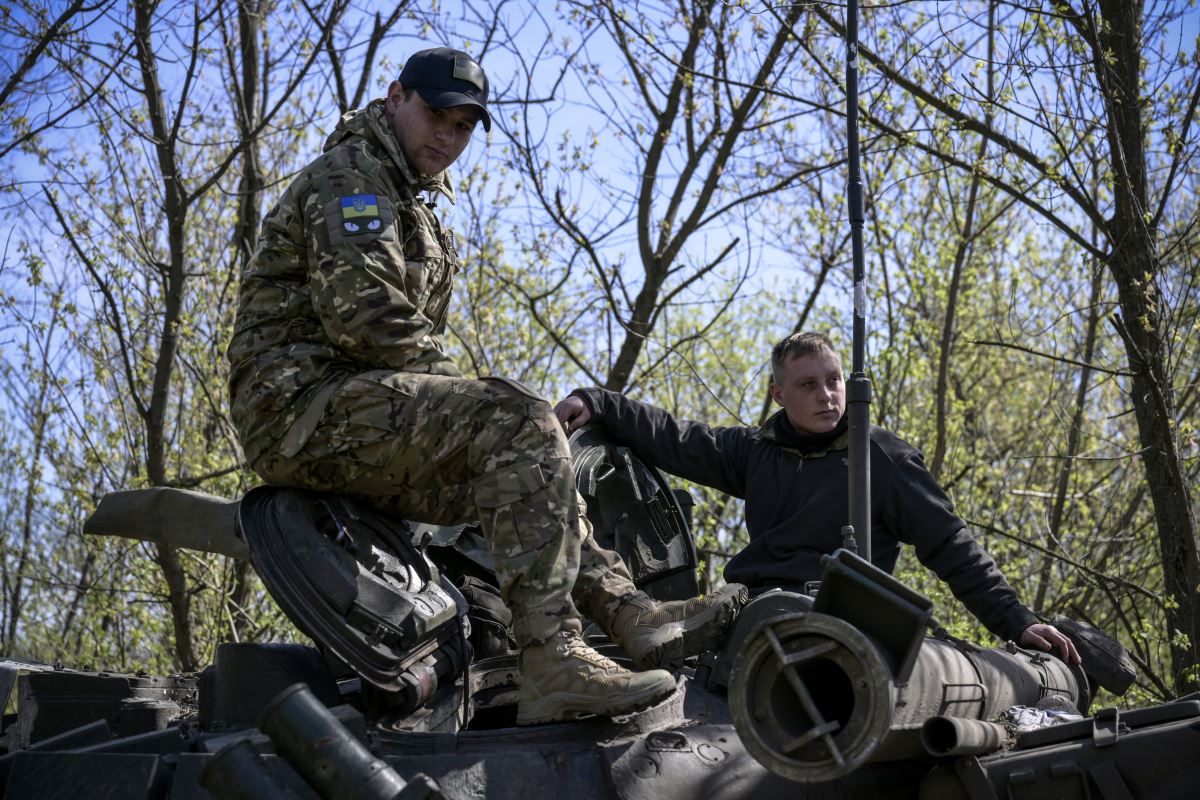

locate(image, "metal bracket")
[[1092, 707, 1120, 748]]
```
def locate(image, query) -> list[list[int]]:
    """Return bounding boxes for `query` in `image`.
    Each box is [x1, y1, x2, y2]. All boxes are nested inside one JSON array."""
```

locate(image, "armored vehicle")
[[1, 425, 1196, 800]]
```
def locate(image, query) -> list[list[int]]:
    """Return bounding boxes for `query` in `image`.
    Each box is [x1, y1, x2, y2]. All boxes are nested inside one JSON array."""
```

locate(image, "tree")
[[1, 0, 355, 670], [0, 0, 1192, 694], [810, 0, 1199, 692], [0, 1, 116, 169], [445, 0, 845, 396]]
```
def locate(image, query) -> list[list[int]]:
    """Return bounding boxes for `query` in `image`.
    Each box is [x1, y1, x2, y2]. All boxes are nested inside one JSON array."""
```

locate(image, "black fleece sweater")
[[573, 387, 1038, 642]]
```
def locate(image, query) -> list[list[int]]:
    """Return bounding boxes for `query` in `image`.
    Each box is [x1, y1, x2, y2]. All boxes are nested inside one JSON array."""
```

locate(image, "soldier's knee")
[[473, 380, 568, 455]]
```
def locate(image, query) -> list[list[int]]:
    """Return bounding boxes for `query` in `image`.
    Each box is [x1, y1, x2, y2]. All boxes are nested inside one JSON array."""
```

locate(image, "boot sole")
[[516, 676, 676, 725], [635, 583, 749, 669]]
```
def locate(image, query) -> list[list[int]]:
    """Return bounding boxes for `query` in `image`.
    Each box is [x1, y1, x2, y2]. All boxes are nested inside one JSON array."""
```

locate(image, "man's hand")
[[554, 395, 592, 435], [1019, 622, 1081, 665]]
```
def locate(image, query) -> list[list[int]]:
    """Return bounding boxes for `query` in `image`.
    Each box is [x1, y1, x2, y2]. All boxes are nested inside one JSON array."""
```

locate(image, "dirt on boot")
[[610, 583, 749, 669]]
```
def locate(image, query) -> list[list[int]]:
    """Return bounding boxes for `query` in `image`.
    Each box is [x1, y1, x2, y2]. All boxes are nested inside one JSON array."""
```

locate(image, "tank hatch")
[[569, 424, 699, 600], [238, 486, 470, 697]]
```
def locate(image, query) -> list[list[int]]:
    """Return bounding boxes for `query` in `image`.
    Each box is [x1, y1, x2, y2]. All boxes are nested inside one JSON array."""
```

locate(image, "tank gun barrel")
[[728, 550, 1087, 783], [920, 716, 1010, 757], [259, 683, 442, 800]]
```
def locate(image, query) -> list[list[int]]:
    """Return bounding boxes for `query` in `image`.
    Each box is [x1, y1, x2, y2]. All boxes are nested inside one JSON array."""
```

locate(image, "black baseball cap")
[[398, 47, 491, 132]]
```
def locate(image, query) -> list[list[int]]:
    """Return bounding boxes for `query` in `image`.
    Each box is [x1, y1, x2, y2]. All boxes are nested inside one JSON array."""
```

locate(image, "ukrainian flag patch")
[[339, 194, 382, 235]]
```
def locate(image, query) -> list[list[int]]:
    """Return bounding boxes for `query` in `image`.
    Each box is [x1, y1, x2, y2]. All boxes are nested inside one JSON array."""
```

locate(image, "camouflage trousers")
[[251, 371, 638, 647]]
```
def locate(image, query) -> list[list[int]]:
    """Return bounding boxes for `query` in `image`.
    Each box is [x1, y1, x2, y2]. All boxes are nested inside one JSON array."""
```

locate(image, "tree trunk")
[[223, 0, 266, 645], [134, 0, 196, 672], [1098, 0, 1200, 692], [234, 0, 264, 271]]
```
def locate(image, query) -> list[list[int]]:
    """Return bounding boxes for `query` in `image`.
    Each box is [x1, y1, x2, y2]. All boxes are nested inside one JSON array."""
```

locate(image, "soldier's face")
[[385, 81, 480, 176], [770, 348, 845, 435]]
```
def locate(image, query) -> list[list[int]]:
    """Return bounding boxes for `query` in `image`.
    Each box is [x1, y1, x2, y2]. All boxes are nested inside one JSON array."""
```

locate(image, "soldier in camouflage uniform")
[[227, 47, 745, 725]]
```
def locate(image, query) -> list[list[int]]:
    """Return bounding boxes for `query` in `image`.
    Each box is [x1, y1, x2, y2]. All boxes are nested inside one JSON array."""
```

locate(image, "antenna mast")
[[845, 0, 872, 563]]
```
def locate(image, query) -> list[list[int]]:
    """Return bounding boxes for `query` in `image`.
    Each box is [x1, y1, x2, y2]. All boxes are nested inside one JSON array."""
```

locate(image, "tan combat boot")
[[517, 622, 676, 725], [608, 583, 748, 670]]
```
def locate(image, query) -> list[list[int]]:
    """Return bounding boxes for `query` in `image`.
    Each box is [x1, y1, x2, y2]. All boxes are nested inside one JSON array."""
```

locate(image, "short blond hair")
[[770, 332, 837, 383]]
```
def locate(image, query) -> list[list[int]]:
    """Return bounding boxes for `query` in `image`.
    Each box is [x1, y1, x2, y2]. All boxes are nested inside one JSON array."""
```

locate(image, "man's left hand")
[[1019, 622, 1081, 665]]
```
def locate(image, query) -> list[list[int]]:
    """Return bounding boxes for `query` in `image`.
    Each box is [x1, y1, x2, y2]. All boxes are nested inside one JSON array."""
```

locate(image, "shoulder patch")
[[339, 194, 381, 235], [323, 193, 396, 245]]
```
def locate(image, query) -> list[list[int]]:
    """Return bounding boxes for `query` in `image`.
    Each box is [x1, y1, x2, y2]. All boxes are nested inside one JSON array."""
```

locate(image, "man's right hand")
[[554, 395, 592, 435], [1019, 622, 1082, 665]]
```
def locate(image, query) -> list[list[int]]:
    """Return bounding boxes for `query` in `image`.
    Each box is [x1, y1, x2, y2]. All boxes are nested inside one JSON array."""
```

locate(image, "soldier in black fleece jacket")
[[555, 332, 1079, 661]]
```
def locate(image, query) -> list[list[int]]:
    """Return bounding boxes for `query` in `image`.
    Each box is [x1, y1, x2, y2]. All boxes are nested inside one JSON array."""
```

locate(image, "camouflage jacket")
[[227, 101, 462, 465]]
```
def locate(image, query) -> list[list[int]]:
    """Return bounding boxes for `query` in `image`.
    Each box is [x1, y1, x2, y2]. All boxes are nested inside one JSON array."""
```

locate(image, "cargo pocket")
[[294, 373, 419, 468], [473, 461, 558, 556]]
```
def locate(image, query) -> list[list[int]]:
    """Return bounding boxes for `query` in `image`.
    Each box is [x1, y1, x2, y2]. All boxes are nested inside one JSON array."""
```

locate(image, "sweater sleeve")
[[884, 449, 1038, 642], [573, 387, 752, 497]]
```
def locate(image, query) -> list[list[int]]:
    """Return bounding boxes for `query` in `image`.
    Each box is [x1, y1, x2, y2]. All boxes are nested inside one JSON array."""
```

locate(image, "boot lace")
[[555, 630, 624, 672]]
